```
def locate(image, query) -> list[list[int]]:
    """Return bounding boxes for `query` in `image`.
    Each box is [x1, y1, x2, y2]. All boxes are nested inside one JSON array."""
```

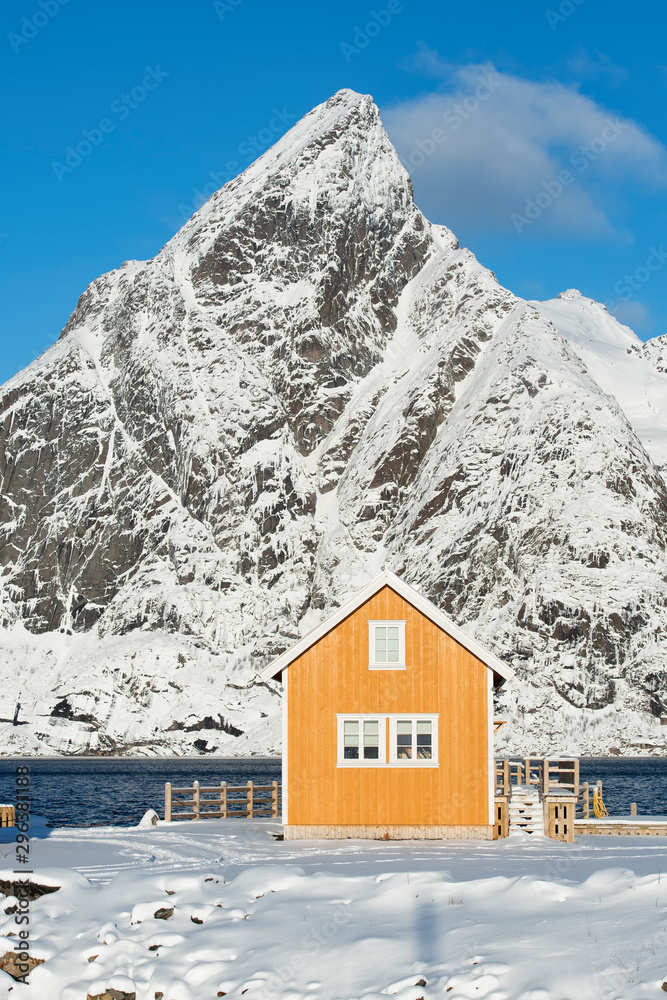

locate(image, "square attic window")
[[368, 621, 406, 669]]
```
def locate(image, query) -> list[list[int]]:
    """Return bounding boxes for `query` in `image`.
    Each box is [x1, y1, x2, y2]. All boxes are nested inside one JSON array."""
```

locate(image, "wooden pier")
[[573, 779, 667, 833], [575, 818, 667, 836], [164, 780, 280, 822], [495, 761, 667, 840]]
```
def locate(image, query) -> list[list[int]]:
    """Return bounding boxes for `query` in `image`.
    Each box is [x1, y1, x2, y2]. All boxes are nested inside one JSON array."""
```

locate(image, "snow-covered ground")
[[2, 818, 667, 999]]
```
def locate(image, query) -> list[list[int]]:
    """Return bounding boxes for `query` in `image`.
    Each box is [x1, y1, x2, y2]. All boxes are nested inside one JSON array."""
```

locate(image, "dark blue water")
[[579, 757, 667, 816], [0, 756, 664, 828], [0, 757, 281, 827]]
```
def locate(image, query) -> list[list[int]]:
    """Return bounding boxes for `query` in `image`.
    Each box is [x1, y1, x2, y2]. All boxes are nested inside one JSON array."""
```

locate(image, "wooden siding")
[[285, 825, 493, 841], [286, 585, 491, 829]]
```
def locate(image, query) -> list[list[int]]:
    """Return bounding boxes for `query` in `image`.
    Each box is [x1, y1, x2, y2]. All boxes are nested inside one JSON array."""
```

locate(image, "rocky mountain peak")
[[1, 90, 667, 757], [173, 88, 415, 252]]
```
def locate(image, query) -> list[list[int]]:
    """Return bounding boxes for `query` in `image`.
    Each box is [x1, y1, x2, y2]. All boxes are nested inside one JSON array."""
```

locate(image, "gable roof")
[[258, 570, 514, 685]]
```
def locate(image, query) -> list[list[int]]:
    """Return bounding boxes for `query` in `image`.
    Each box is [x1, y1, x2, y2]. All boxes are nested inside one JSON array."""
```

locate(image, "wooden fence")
[[0, 805, 15, 828], [164, 780, 280, 822]]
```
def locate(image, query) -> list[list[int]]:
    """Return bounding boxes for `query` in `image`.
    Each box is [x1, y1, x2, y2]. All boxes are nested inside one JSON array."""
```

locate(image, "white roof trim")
[[258, 570, 514, 684]]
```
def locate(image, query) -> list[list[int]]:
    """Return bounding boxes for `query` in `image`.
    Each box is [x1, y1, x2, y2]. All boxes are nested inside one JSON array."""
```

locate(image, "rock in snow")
[[1, 89, 666, 757]]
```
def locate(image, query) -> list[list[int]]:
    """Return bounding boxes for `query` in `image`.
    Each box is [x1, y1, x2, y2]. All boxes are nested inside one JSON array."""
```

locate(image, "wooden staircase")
[[508, 784, 545, 836], [495, 758, 579, 841]]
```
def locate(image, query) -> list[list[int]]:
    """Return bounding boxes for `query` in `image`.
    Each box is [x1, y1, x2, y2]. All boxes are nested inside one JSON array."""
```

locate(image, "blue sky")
[[1, 0, 666, 384]]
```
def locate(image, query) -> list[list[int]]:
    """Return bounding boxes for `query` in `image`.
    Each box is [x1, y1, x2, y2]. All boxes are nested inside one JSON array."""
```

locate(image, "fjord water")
[[0, 757, 281, 827], [0, 757, 665, 827]]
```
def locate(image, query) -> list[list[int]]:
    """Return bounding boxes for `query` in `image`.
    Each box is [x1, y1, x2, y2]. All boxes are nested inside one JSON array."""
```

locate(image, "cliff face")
[[1, 90, 666, 756]]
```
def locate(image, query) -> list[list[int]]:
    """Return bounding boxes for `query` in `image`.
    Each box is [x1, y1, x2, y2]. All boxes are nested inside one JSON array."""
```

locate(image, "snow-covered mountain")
[[534, 289, 667, 473], [1, 89, 666, 757]]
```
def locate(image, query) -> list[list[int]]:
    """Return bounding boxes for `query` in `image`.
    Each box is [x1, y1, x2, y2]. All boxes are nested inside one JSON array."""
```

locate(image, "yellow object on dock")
[[593, 784, 609, 819]]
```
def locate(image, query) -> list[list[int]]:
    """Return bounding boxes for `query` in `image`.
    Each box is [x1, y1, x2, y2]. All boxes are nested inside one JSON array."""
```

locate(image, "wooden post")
[[543, 758, 550, 795], [193, 780, 200, 820], [271, 780, 279, 818], [631, 802, 637, 816], [494, 798, 509, 839], [525, 758, 531, 787], [503, 760, 510, 797], [165, 782, 172, 822], [220, 781, 227, 819], [247, 780, 254, 818], [582, 781, 589, 819], [573, 758, 580, 799]]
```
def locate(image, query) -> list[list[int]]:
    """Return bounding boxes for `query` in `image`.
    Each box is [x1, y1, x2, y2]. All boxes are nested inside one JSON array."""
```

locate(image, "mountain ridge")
[[1, 88, 666, 757]]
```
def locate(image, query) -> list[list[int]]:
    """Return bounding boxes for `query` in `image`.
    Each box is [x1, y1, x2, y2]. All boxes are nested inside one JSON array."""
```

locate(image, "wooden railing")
[[0, 805, 15, 828], [495, 758, 579, 798], [164, 780, 280, 822], [543, 758, 579, 797], [494, 759, 579, 843], [494, 759, 510, 796]]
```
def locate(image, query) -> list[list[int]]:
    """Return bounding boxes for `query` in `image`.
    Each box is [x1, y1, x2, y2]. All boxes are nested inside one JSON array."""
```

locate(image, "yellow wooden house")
[[259, 570, 513, 840]]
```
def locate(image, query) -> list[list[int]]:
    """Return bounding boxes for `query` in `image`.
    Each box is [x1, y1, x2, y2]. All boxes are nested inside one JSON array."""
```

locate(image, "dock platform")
[[575, 816, 667, 836]]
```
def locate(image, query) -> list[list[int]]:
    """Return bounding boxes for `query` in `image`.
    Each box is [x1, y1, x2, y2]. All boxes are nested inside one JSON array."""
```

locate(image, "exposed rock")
[[137, 809, 159, 828], [0, 950, 45, 980], [0, 879, 59, 900], [87, 992, 136, 1000], [1, 89, 667, 755]]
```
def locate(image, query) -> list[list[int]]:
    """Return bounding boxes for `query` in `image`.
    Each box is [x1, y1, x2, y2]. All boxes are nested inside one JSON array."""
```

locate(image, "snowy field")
[[2, 819, 667, 999]]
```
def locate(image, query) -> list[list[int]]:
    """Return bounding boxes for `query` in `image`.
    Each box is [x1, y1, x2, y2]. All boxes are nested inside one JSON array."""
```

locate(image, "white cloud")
[[381, 55, 667, 240]]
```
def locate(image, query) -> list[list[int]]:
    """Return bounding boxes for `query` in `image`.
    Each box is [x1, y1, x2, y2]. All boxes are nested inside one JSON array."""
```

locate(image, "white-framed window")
[[368, 620, 406, 669], [336, 714, 438, 767], [337, 715, 386, 764], [389, 715, 438, 765]]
